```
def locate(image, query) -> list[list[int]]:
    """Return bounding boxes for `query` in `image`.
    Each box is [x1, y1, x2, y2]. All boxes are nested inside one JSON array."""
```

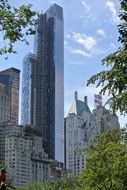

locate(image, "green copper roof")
[[68, 99, 91, 116]]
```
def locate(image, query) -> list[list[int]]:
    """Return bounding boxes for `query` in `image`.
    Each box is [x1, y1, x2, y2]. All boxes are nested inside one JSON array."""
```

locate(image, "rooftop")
[[68, 91, 91, 116]]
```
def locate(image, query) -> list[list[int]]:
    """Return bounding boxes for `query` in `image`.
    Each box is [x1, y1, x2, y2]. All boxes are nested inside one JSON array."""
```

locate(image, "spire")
[[74, 91, 78, 100], [84, 96, 88, 104]]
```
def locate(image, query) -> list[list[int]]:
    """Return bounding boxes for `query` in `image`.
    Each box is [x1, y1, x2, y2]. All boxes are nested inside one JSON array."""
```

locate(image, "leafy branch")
[[87, 0, 127, 114], [0, 0, 37, 55]]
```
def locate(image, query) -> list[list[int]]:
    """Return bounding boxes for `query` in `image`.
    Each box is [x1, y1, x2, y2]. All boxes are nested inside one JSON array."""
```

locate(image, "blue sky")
[[0, 0, 126, 126]]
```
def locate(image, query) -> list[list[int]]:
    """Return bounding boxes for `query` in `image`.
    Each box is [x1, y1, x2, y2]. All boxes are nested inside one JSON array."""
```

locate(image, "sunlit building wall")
[[5, 124, 51, 187], [34, 4, 64, 162], [0, 68, 20, 124], [21, 53, 36, 126]]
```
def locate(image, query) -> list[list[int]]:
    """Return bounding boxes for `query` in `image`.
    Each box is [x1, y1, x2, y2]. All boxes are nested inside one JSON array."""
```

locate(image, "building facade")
[[0, 83, 10, 162], [92, 106, 120, 133], [0, 83, 10, 123], [0, 123, 6, 161], [65, 92, 97, 177], [4, 124, 50, 187], [21, 4, 64, 163], [65, 92, 120, 177], [0, 68, 20, 124], [21, 53, 36, 125]]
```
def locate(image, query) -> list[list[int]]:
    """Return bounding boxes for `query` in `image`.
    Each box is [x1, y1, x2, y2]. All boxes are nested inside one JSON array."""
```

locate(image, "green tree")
[[19, 182, 43, 190], [42, 178, 78, 190], [19, 178, 78, 190], [87, 0, 127, 114], [78, 129, 127, 190], [0, 0, 37, 55], [0, 161, 6, 170]]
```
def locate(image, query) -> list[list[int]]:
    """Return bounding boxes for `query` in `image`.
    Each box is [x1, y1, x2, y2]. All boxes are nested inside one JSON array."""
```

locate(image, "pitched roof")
[[68, 99, 91, 116]]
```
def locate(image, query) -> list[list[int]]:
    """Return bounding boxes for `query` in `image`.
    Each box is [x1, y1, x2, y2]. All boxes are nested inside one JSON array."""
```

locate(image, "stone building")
[[0, 123, 51, 187], [92, 106, 120, 133], [65, 92, 97, 177], [65, 91, 119, 177]]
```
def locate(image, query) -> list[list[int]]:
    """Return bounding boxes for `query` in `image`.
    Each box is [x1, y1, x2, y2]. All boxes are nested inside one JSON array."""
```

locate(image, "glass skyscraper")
[[21, 53, 36, 126], [0, 68, 20, 124], [46, 4, 64, 163], [21, 4, 64, 163]]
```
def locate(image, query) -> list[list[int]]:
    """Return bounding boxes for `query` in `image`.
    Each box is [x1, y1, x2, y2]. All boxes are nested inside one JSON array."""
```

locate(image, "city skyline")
[[0, 0, 126, 126]]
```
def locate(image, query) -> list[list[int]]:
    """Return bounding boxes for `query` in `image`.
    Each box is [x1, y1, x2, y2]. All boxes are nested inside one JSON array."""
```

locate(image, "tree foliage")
[[78, 128, 127, 190], [87, 0, 127, 114], [19, 182, 43, 190], [42, 178, 78, 190], [19, 178, 78, 190], [0, 0, 37, 55]]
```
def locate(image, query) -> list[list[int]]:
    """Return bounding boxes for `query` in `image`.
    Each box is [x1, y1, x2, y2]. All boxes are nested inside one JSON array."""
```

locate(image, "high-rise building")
[[92, 106, 120, 133], [21, 4, 64, 163], [3, 124, 51, 186], [0, 83, 10, 162], [65, 92, 120, 177], [21, 53, 36, 126], [65, 92, 97, 177], [0, 83, 10, 123], [0, 68, 20, 124], [35, 3, 64, 163]]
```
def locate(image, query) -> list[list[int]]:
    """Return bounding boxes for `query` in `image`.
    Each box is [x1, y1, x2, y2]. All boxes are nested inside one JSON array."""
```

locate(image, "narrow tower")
[[21, 4, 64, 163], [35, 4, 64, 162]]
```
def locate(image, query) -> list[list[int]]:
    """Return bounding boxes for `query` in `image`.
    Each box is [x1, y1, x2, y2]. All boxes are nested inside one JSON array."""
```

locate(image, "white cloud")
[[106, 0, 120, 24], [73, 32, 97, 50], [71, 48, 92, 57], [71, 47, 107, 57], [81, 0, 90, 13], [80, 0, 97, 23], [96, 29, 106, 37], [69, 32, 108, 57], [66, 31, 111, 57], [92, 48, 107, 55], [68, 61, 88, 65]]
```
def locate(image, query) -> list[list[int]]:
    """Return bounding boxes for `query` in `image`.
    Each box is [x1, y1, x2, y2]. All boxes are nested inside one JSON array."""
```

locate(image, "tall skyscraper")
[[21, 53, 37, 126], [0, 68, 20, 124], [21, 4, 64, 163]]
